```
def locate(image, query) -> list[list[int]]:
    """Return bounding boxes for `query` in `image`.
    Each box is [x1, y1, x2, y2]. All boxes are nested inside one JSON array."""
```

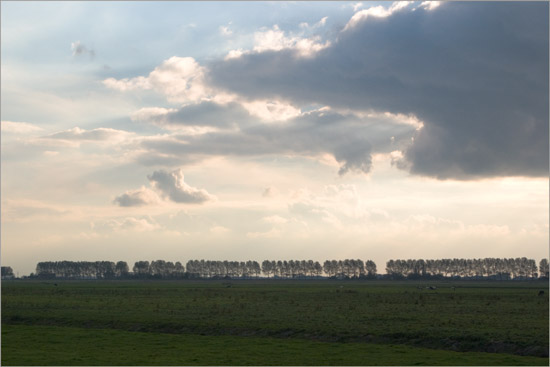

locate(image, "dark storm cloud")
[[207, 2, 549, 179]]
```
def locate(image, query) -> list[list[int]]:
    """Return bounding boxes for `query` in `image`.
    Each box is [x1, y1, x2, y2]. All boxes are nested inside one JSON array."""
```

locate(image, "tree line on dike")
[[1, 258, 549, 280]]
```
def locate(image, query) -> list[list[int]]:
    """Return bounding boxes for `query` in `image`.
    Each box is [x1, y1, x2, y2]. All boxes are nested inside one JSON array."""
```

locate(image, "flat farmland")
[[1, 280, 548, 365]]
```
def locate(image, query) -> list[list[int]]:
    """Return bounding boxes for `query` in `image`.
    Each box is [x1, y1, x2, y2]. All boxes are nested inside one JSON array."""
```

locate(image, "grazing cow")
[[538, 290, 545, 296], [429, 286, 437, 290]]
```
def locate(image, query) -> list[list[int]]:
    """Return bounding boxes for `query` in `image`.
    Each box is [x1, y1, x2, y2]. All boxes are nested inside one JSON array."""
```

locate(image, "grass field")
[[2, 280, 548, 365]]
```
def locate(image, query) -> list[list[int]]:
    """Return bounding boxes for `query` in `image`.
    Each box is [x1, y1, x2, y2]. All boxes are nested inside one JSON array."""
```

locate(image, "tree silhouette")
[[1, 266, 14, 279], [539, 259, 549, 279]]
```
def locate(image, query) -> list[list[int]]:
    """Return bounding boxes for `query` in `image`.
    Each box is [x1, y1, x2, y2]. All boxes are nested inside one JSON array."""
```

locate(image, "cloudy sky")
[[1, 1, 548, 276]]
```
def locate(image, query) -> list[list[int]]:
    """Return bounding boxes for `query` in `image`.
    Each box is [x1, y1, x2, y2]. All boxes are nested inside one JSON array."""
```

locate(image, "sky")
[[1, 1, 548, 276]]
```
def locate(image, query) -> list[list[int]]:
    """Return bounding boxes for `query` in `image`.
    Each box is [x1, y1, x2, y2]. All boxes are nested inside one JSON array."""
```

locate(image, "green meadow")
[[2, 280, 548, 365]]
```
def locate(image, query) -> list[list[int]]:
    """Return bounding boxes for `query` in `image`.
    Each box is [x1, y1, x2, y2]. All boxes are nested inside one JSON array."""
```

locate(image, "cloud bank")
[[103, 2, 548, 180], [134, 108, 419, 175], [207, 2, 548, 179]]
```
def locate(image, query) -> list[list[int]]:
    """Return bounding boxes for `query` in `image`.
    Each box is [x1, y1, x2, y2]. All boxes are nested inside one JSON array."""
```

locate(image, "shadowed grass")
[[2, 324, 548, 366]]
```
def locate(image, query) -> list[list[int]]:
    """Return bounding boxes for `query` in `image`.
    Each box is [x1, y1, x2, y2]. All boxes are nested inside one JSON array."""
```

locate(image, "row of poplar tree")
[[32, 259, 377, 279], [385, 258, 550, 279], [28, 258, 549, 280]]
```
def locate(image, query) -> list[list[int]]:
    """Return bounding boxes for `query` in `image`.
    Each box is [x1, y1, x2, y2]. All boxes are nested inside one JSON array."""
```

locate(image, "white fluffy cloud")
[[103, 56, 209, 104], [419, 1, 441, 11], [344, 1, 413, 31], [251, 25, 331, 58], [226, 22, 331, 61]]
